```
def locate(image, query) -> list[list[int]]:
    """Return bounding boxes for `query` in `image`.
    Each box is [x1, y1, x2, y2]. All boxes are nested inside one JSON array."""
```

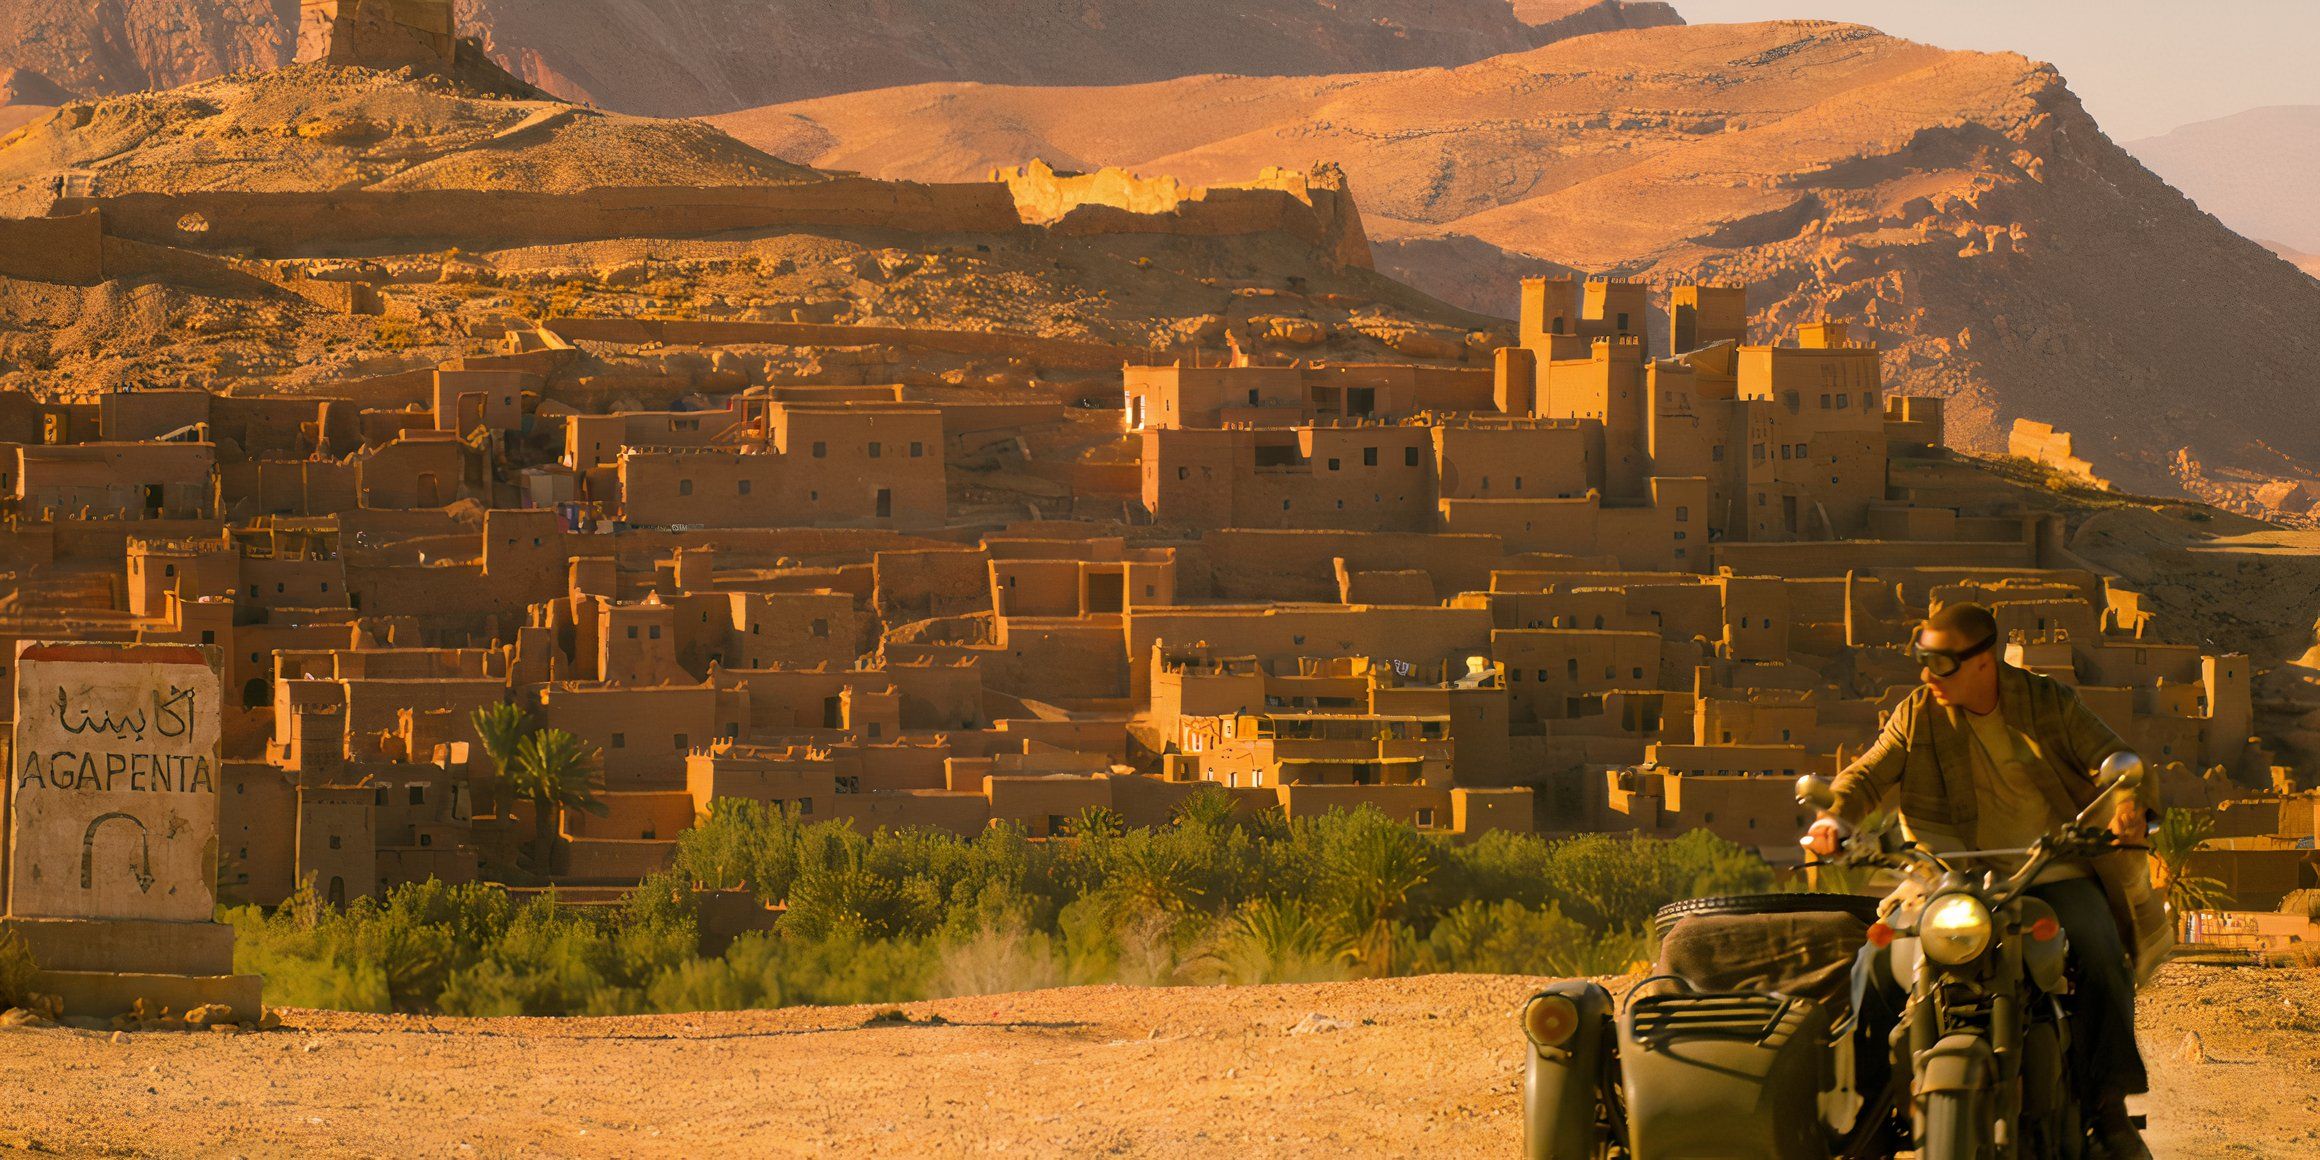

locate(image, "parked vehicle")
[[1520, 755, 2145, 1159]]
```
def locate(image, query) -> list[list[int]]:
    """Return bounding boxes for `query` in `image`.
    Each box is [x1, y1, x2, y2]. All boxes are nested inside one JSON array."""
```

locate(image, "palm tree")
[[1106, 838, 1210, 916], [1320, 811, 1438, 977], [2149, 808, 2233, 928], [506, 727, 608, 875], [1211, 897, 1345, 985], [1065, 805, 1126, 839], [469, 702, 534, 816], [1171, 785, 1240, 831]]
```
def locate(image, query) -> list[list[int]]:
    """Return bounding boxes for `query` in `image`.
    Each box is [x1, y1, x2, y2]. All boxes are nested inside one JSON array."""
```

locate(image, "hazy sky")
[[1675, 0, 2320, 140]]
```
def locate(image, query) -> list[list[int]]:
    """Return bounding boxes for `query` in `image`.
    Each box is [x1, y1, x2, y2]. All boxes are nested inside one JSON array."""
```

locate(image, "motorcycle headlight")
[[1920, 893, 1994, 966], [1522, 993, 1580, 1048]]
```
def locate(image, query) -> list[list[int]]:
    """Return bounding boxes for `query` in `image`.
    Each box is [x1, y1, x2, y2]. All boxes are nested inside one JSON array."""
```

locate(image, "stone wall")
[[541, 318, 1143, 371], [93, 233, 384, 316], [1200, 529, 1513, 602], [39, 164, 1385, 289], [1712, 538, 2039, 577], [998, 160, 1373, 270], [872, 548, 992, 625], [0, 209, 102, 284], [53, 180, 1026, 258], [2008, 418, 2111, 490]]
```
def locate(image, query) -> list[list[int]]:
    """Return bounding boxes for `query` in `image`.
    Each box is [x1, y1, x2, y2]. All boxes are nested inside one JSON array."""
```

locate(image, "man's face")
[[1918, 626, 1998, 707]]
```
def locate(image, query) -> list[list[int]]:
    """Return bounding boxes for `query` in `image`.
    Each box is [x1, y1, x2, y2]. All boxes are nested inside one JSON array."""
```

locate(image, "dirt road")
[[0, 962, 2311, 1157]]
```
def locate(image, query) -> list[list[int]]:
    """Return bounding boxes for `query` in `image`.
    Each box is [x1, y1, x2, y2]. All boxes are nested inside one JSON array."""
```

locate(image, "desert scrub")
[[369, 319, 425, 349]]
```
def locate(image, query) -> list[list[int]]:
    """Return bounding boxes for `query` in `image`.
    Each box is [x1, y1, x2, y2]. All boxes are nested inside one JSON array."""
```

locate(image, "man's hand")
[[1800, 816, 1846, 858]]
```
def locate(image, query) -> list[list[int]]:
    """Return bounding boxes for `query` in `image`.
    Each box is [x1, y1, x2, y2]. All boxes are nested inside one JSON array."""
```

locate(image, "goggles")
[[1913, 633, 1994, 678]]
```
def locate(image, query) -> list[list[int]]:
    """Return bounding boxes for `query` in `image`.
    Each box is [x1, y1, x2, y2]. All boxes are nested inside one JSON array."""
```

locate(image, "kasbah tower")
[[296, 0, 458, 71]]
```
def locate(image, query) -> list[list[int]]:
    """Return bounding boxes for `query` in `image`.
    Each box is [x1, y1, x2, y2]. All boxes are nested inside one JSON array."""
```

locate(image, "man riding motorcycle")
[[1803, 602, 2169, 1158]]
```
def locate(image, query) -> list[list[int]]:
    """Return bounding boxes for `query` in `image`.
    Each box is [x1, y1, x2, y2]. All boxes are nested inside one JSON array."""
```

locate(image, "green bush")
[[0, 929, 37, 1009], [234, 807, 1772, 1015], [228, 873, 701, 1015]]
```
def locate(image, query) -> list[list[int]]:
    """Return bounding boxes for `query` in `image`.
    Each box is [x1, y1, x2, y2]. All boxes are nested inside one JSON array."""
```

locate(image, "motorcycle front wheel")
[[1917, 1091, 1995, 1160]]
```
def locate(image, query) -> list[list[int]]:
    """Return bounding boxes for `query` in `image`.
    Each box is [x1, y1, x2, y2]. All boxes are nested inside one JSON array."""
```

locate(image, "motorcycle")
[[1520, 754, 2145, 1159]]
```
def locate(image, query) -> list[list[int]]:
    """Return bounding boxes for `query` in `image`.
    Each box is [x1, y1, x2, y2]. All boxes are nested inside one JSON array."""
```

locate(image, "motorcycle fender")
[[2019, 1020, 2064, 1120], [2016, 896, 2068, 994], [1522, 980, 1616, 1160], [1914, 1032, 1997, 1095]]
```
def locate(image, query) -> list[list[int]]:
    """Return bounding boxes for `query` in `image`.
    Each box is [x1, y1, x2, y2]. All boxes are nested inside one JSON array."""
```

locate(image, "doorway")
[[1086, 571, 1125, 614]]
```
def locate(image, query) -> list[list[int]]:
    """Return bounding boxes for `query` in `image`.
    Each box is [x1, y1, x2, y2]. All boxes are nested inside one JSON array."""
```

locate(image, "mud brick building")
[[0, 265, 2285, 905]]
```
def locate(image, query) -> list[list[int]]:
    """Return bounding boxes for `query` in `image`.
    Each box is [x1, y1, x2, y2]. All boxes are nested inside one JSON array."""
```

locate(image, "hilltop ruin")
[[297, 0, 459, 72]]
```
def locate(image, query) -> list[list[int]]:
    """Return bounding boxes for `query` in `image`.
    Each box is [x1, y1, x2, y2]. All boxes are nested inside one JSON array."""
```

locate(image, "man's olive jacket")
[[1828, 662, 2172, 983]]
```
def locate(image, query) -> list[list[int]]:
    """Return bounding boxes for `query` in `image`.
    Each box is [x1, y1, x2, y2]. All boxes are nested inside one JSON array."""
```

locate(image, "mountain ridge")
[[711, 20, 2320, 504], [2127, 104, 2320, 256], [0, 0, 1681, 118]]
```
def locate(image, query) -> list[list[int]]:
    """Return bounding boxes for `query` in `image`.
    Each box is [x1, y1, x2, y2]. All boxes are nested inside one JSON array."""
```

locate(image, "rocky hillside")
[[714, 20, 2320, 503], [0, 66, 60, 135], [0, 0, 1680, 117], [0, 65, 69, 106], [2267, 242, 2320, 281], [0, 62, 820, 216], [463, 0, 1680, 117], [0, 61, 1495, 404], [2128, 106, 2320, 257], [0, 0, 285, 99]]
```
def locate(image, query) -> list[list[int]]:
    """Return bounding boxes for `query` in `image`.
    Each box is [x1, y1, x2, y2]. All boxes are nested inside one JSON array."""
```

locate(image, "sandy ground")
[[0, 961, 2313, 1158]]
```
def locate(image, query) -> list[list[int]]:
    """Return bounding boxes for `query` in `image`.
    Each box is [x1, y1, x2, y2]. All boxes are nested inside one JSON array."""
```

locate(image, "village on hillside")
[[6, 3, 2320, 1157], [0, 0, 2312, 962]]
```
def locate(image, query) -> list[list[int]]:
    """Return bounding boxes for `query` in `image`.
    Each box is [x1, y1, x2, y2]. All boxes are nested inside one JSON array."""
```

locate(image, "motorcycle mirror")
[[1794, 775, 1836, 811], [2073, 752, 2146, 830], [2095, 751, 2145, 793]]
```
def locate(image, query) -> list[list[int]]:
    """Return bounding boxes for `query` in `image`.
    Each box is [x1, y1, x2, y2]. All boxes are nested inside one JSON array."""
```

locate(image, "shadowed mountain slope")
[[0, 0, 1680, 117], [715, 20, 2320, 502]]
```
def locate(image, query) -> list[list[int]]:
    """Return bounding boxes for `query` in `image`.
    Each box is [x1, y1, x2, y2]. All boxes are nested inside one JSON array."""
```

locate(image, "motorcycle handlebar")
[[1811, 825, 2123, 907], [1799, 752, 2143, 885]]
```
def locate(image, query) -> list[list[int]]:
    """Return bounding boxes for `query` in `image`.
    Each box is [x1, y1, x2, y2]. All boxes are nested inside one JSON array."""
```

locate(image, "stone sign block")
[[6, 641, 222, 923]]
